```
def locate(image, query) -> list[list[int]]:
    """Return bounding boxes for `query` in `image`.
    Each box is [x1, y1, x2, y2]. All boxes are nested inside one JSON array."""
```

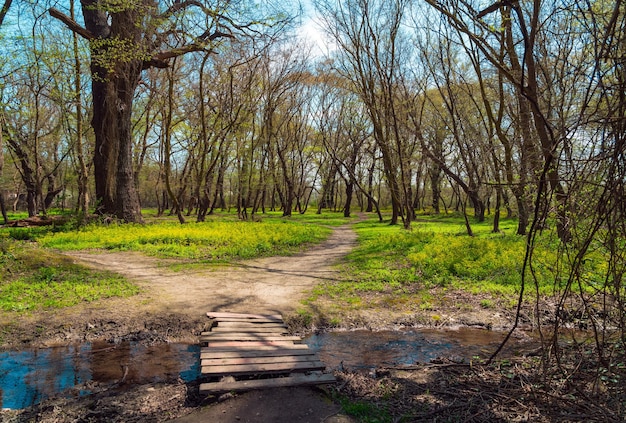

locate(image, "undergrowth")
[[36, 218, 332, 261], [0, 211, 342, 313], [0, 238, 138, 312], [307, 213, 608, 312]]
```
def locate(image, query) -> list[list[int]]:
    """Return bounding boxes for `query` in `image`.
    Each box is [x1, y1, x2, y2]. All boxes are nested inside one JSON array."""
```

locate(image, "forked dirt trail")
[[67, 223, 357, 318]]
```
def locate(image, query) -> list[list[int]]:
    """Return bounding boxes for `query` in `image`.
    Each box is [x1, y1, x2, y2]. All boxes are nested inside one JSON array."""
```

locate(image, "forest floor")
[[1, 221, 621, 422]]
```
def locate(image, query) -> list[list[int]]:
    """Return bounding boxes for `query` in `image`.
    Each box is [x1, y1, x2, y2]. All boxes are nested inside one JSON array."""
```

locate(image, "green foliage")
[[0, 239, 138, 313], [310, 213, 605, 310], [37, 218, 331, 261], [407, 234, 527, 289], [89, 36, 151, 73], [339, 397, 392, 423], [273, 211, 353, 226], [98, 0, 145, 13]]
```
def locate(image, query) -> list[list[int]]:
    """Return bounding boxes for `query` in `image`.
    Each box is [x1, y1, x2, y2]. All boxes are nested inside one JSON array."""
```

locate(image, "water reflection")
[[0, 342, 199, 410], [305, 328, 535, 370]]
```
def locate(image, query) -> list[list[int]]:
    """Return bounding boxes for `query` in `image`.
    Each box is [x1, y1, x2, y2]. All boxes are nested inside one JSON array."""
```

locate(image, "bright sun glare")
[[296, 0, 334, 57]]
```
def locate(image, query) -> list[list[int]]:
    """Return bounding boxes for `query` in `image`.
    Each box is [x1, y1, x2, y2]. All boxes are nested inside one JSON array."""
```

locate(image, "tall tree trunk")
[[71, 0, 89, 220], [366, 158, 375, 213], [430, 162, 442, 214], [493, 189, 501, 233], [0, 115, 8, 223], [82, 2, 143, 223], [163, 63, 185, 224], [343, 181, 354, 218], [112, 67, 143, 223]]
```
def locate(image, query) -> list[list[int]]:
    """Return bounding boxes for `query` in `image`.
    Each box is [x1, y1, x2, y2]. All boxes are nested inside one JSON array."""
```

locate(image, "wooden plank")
[[211, 321, 287, 330], [202, 355, 321, 367], [201, 331, 292, 337], [200, 373, 336, 394], [210, 327, 288, 333], [203, 343, 309, 351], [203, 340, 301, 347], [200, 334, 301, 342], [200, 348, 315, 360], [210, 317, 285, 324], [207, 312, 283, 320], [201, 360, 326, 377]]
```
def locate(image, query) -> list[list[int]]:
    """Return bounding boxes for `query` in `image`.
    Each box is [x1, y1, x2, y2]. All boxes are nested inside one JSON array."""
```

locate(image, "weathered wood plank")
[[204, 341, 301, 348], [210, 317, 285, 324], [201, 355, 321, 367], [214, 321, 287, 328], [200, 328, 288, 338], [207, 312, 283, 320], [201, 360, 326, 376], [203, 343, 310, 351], [210, 327, 288, 333], [199, 373, 336, 394], [200, 334, 301, 342], [200, 332, 302, 342], [200, 348, 315, 360]]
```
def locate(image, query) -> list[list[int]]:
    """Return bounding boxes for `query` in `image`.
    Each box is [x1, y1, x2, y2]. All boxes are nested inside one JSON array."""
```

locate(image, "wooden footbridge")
[[199, 312, 336, 395]]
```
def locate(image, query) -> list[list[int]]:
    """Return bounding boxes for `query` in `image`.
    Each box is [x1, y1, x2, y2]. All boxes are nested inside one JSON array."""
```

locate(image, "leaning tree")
[[50, 1, 280, 222]]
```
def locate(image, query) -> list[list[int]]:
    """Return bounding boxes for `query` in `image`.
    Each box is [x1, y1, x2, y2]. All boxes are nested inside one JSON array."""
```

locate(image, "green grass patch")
[[339, 398, 392, 423], [0, 239, 138, 312], [36, 218, 331, 261], [309, 213, 606, 311], [266, 211, 353, 226]]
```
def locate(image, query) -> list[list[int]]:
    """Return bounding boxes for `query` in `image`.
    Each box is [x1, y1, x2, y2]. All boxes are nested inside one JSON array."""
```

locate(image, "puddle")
[[304, 328, 536, 371], [0, 342, 199, 410]]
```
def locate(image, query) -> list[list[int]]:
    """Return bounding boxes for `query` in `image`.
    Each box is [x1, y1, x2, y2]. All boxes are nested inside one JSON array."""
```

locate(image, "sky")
[[296, 0, 335, 57]]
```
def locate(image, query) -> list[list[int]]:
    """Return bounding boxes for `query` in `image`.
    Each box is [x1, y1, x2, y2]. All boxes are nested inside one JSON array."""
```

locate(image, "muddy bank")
[[0, 308, 207, 350]]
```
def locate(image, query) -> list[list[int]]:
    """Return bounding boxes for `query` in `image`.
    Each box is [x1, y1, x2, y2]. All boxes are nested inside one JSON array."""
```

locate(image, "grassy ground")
[[300, 214, 529, 324], [0, 238, 138, 312], [1, 209, 609, 321], [0, 210, 343, 314]]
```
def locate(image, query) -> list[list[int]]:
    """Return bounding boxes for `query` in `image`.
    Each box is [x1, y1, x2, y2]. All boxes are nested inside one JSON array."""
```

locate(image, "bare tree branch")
[[476, 0, 517, 19], [146, 31, 234, 69], [0, 0, 12, 27], [49, 7, 94, 40], [159, 0, 207, 20]]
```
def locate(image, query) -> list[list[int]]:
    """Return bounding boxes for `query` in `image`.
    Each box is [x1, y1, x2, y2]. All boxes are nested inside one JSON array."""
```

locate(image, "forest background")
[[0, 0, 625, 420]]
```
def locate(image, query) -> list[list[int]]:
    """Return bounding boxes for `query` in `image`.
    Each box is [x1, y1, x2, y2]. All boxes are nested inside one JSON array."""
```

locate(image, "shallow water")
[[1, 328, 535, 409], [304, 328, 535, 371], [0, 341, 199, 410]]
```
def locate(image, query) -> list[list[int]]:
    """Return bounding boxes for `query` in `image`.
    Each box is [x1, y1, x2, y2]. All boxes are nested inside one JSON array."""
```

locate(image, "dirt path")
[[66, 223, 357, 317]]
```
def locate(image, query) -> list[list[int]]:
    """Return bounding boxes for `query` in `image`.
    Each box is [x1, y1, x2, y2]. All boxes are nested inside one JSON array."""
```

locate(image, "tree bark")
[[80, 1, 144, 222], [0, 0, 13, 27], [429, 161, 442, 214], [0, 114, 8, 223], [70, 0, 90, 220]]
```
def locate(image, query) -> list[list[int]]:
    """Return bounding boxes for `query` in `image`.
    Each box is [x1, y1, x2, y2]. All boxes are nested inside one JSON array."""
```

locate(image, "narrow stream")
[[306, 328, 535, 370], [0, 341, 200, 410], [1, 328, 535, 410]]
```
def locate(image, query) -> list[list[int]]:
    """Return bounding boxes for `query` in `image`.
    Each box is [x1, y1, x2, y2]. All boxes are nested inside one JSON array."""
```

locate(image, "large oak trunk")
[[82, 1, 144, 223]]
